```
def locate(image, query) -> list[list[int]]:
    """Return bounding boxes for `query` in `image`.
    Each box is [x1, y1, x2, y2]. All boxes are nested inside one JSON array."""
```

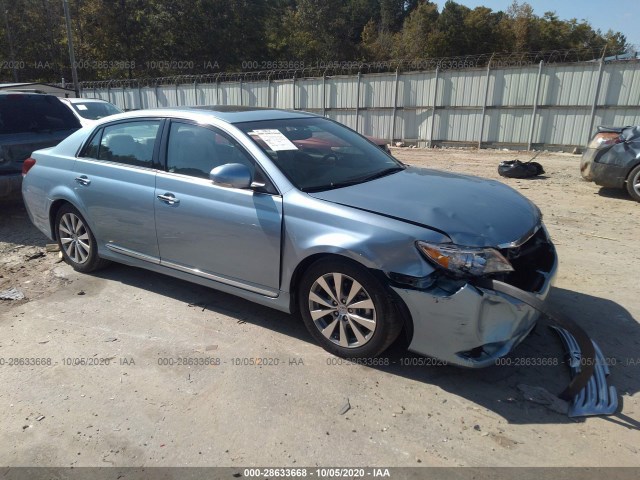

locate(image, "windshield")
[[237, 117, 403, 191], [71, 101, 123, 120], [0, 94, 81, 134]]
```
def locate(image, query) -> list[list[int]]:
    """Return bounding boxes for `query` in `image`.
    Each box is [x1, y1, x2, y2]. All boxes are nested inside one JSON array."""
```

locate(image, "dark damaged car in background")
[[22, 107, 559, 368], [0, 93, 82, 199], [581, 125, 640, 202]]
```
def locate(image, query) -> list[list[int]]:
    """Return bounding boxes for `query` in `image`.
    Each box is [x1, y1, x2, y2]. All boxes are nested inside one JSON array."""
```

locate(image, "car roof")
[[96, 106, 319, 125], [62, 98, 113, 104]]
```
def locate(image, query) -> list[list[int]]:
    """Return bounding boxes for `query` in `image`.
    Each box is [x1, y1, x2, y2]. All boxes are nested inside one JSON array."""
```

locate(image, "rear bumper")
[[0, 173, 22, 199], [591, 162, 628, 189]]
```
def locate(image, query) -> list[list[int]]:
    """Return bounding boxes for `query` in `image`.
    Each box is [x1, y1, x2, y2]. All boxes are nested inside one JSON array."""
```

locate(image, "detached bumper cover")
[[552, 326, 618, 417]]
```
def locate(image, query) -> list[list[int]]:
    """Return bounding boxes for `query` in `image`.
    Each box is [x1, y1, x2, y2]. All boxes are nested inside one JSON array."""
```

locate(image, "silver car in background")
[[22, 107, 557, 366]]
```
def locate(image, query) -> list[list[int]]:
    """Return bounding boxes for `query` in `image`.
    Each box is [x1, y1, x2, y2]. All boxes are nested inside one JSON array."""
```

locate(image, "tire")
[[55, 204, 109, 273], [625, 164, 640, 202], [298, 258, 403, 358]]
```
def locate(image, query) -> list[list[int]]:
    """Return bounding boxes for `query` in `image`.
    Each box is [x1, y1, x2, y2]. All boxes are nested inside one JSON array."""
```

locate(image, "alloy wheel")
[[307, 272, 377, 348], [59, 212, 91, 264]]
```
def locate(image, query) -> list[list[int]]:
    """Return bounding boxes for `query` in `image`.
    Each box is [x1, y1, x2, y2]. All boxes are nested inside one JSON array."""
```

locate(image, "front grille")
[[497, 228, 555, 293]]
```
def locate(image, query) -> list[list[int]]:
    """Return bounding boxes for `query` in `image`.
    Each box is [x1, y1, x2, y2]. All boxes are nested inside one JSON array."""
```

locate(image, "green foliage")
[[0, 0, 630, 83]]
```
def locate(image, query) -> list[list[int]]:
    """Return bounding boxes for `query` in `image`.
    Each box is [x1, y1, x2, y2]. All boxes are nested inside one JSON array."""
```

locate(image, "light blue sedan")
[[21, 107, 557, 366]]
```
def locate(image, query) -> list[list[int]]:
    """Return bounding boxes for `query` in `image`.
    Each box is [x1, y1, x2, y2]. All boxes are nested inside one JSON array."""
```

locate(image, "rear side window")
[[71, 101, 122, 120], [97, 121, 161, 168], [0, 94, 81, 134]]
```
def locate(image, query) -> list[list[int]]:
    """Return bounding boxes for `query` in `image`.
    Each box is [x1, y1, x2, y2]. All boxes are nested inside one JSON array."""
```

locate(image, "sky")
[[447, 0, 639, 49]]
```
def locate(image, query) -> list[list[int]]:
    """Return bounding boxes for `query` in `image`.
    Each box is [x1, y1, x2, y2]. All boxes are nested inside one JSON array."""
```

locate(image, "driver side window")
[[166, 122, 255, 179]]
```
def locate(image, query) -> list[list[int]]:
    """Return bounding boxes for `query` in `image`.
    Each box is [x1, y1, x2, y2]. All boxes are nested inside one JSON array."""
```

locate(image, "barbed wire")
[[78, 47, 630, 89]]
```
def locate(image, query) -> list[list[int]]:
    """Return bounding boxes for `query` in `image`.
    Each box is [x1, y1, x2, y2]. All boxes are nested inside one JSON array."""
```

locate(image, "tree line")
[[0, 0, 629, 84]]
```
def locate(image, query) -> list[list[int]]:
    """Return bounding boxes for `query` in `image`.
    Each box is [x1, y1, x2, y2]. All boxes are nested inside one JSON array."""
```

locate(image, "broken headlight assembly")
[[416, 241, 514, 277]]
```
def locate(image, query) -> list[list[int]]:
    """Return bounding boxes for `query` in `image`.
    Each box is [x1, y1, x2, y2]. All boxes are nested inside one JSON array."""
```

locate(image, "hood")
[[309, 167, 540, 247]]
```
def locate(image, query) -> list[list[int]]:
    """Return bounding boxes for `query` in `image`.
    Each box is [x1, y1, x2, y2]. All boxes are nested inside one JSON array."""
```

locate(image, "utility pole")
[[62, 0, 79, 97]]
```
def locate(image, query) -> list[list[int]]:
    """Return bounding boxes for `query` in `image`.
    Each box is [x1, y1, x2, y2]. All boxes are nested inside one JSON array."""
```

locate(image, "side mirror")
[[210, 163, 252, 189]]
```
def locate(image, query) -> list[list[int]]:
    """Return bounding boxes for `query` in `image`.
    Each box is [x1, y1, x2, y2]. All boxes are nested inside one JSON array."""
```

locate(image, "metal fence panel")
[[488, 66, 538, 106], [535, 108, 592, 145], [401, 72, 437, 108], [361, 73, 395, 108], [83, 60, 640, 149], [485, 108, 532, 144], [539, 64, 599, 106], [298, 78, 324, 110], [438, 69, 486, 107], [599, 62, 640, 105]]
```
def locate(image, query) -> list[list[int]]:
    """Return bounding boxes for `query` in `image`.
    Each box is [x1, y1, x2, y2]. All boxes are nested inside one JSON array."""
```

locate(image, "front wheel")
[[55, 204, 109, 273], [298, 259, 402, 358], [626, 164, 640, 202]]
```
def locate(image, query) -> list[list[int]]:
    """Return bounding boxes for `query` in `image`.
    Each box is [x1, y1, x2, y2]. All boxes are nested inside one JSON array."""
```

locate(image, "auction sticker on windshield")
[[250, 129, 299, 151]]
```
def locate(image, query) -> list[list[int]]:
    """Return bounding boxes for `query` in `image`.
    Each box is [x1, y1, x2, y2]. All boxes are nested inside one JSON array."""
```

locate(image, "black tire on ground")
[[298, 258, 403, 359], [55, 203, 109, 273], [625, 164, 640, 202]]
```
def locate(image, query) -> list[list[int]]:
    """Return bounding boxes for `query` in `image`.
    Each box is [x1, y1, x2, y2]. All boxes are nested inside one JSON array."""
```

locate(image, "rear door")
[[154, 120, 283, 295], [73, 119, 163, 259]]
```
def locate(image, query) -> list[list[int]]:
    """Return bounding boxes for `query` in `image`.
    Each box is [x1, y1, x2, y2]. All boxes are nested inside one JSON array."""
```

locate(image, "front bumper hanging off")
[[475, 278, 618, 418], [551, 326, 618, 417]]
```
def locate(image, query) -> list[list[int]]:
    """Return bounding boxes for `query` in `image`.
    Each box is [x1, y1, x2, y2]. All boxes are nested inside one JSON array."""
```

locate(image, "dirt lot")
[[0, 149, 638, 467]]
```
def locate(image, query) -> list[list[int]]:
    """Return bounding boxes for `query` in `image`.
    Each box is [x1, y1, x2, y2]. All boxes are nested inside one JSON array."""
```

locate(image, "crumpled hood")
[[309, 167, 540, 247]]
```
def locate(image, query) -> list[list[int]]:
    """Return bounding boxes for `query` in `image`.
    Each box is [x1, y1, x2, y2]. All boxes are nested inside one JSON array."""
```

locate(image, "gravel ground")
[[0, 148, 638, 467]]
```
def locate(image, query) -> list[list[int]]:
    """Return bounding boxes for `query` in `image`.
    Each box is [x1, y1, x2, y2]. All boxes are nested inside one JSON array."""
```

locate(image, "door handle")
[[75, 175, 91, 186], [157, 193, 180, 205]]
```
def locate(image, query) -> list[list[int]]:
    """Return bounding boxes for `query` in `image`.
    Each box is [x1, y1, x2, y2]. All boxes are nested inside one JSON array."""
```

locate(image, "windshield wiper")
[[357, 166, 404, 183], [302, 166, 404, 193]]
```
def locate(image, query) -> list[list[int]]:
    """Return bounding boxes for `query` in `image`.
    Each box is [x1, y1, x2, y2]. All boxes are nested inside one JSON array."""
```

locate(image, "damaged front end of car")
[[390, 224, 618, 417]]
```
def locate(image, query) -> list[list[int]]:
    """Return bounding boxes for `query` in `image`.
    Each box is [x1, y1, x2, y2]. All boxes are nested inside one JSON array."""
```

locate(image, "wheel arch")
[[287, 252, 414, 344], [48, 198, 73, 240]]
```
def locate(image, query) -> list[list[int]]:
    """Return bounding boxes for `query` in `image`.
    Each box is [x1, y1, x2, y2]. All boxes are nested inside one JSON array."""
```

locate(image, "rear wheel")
[[298, 258, 402, 358], [626, 164, 640, 202], [55, 204, 109, 273]]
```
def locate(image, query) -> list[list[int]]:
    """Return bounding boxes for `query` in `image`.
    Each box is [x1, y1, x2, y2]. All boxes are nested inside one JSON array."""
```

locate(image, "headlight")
[[416, 241, 514, 277]]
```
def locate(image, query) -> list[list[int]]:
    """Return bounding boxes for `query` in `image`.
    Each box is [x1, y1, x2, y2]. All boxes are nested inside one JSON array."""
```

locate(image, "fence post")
[[292, 74, 296, 110], [122, 84, 127, 110], [216, 78, 220, 105], [355, 71, 361, 133], [154, 82, 159, 108], [587, 58, 605, 145], [194, 80, 198, 106], [322, 73, 327, 117], [478, 57, 493, 149], [429, 67, 439, 148], [137, 84, 143, 109], [239, 78, 243, 106], [175, 81, 180, 106], [390, 67, 399, 143], [528, 60, 544, 151], [267, 75, 272, 108]]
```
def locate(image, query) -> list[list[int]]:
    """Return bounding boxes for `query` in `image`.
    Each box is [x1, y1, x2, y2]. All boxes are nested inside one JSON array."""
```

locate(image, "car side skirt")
[[100, 245, 291, 313]]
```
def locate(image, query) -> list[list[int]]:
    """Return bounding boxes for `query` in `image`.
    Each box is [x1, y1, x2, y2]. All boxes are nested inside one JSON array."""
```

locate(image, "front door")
[[154, 121, 283, 295]]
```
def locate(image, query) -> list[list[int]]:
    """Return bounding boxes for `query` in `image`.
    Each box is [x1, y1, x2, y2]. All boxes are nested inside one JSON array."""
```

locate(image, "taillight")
[[588, 132, 622, 149], [22, 157, 36, 176]]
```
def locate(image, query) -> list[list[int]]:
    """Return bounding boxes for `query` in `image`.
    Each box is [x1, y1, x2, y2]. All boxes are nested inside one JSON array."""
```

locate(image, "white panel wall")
[[84, 61, 640, 149]]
